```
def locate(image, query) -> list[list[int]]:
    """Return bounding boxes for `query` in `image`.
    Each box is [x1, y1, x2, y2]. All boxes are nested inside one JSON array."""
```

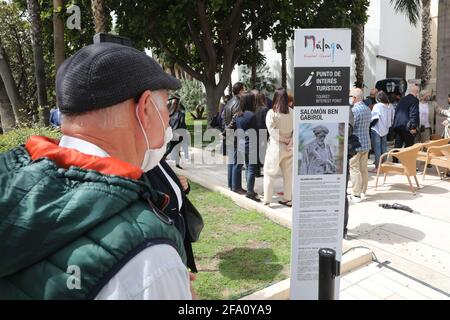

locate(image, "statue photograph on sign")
[[298, 124, 344, 175]]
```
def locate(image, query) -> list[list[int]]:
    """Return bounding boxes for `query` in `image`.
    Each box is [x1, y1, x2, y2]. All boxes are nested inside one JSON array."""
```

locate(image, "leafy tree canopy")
[[107, 0, 369, 118], [13, 0, 110, 108], [0, 1, 35, 117]]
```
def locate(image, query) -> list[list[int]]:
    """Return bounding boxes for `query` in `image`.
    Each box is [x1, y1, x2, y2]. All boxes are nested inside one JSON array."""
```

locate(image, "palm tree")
[[53, 0, 65, 70], [27, 0, 49, 126], [436, 0, 450, 110], [354, 24, 365, 89], [391, 0, 422, 25], [420, 0, 432, 87], [91, 0, 106, 33], [352, 0, 432, 94], [391, 0, 433, 88]]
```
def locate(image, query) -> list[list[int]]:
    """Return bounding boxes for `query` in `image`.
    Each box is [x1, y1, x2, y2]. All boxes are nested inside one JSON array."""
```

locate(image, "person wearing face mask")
[[348, 88, 372, 203], [416, 90, 438, 143], [0, 42, 194, 300]]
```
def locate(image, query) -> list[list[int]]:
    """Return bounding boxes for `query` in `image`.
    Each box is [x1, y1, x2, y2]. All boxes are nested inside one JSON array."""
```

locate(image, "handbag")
[[183, 197, 204, 242], [348, 134, 361, 158]]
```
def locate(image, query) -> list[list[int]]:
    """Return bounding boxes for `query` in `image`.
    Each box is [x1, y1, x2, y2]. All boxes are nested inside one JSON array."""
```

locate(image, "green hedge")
[[0, 127, 61, 153]]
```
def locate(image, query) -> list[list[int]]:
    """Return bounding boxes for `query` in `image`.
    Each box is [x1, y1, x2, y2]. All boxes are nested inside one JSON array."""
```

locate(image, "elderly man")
[[0, 43, 192, 299], [393, 84, 420, 149], [300, 125, 336, 175], [349, 88, 372, 203]]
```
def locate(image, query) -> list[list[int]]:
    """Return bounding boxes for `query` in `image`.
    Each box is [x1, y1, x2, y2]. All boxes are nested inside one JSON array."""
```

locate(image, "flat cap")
[[56, 42, 181, 114], [313, 125, 329, 135]]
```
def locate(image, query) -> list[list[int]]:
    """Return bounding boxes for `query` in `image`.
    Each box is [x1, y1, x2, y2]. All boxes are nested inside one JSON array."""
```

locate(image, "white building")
[[232, 0, 437, 97], [357, 0, 422, 93]]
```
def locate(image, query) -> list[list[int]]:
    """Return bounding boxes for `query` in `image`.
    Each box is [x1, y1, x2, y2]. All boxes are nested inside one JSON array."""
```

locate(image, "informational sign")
[[290, 29, 351, 300]]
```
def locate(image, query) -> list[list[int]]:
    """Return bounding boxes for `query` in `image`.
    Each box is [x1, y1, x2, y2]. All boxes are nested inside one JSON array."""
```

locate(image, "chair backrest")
[[428, 141, 450, 157], [421, 138, 450, 151], [439, 145, 450, 165], [394, 144, 423, 176]]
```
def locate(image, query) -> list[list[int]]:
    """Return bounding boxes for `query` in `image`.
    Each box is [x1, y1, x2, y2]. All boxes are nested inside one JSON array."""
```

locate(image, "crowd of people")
[[347, 84, 450, 203], [203, 82, 450, 239], [167, 80, 450, 210], [218, 83, 294, 207]]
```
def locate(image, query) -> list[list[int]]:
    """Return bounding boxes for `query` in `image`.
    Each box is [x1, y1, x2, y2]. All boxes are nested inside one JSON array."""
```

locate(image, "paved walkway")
[[171, 147, 450, 300], [341, 261, 450, 300]]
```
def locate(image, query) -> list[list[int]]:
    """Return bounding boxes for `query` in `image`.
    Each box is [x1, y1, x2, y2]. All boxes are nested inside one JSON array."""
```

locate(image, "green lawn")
[[189, 182, 291, 300], [0, 127, 61, 153], [185, 113, 207, 136], [185, 113, 217, 149]]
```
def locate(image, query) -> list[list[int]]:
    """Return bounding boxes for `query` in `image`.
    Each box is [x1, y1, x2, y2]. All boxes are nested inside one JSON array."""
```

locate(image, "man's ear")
[[136, 90, 152, 127]]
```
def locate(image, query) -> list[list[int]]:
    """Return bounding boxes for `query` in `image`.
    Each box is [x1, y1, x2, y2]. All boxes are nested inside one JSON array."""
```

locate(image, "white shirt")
[[59, 135, 192, 300], [371, 103, 395, 137], [59, 135, 110, 157], [158, 163, 183, 211], [419, 102, 431, 128]]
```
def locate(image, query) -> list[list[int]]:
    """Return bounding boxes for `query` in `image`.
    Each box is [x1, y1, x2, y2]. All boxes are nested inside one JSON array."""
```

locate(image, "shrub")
[[174, 79, 207, 120], [240, 64, 278, 96], [0, 127, 61, 153]]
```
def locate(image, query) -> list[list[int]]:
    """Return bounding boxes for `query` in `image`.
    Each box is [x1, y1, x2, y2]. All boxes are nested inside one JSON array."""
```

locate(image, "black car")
[[375, 78, 408, 103]]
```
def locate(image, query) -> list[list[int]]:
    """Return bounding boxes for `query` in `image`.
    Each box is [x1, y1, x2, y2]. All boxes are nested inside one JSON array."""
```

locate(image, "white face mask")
[[136, 94, 173, 172], [349, 97, 355, 106]]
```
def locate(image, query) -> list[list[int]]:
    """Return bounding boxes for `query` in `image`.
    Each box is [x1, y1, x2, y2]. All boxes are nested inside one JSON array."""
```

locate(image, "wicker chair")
[[375, 144, 423, 194], [416, 138, 450, 178], [423, 144, 450, 180]]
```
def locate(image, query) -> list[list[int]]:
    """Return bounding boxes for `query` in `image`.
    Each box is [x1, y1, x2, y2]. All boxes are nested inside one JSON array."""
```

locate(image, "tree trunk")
[[204, 83, 226, 126], [436, 0, 450, 134], [28, 0, 49, 126], [251, 62, 257, 90], [53, 0, 65, 70], [280, 43, 287, 89], [91, 0, 106, 33], [421, 0, 432, 88], [0, 79, 16, 132], [250, 38, 257, 89], [354, 24, 365, 89], [0, 44, 25, 124]]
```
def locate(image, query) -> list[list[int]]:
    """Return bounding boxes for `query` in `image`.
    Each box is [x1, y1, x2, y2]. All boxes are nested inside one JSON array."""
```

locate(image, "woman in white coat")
[[263, 88, 294, 207]]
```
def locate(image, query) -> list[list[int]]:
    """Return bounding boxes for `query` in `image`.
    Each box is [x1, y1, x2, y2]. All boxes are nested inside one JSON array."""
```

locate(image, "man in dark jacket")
[[221, 82, 245, 131], [393, 84, 420, 149], [145, 160, 203, 273]]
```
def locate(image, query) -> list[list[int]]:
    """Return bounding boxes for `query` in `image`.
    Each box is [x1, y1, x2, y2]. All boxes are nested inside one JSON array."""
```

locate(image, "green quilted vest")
[[0, 146, 187, 299]]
